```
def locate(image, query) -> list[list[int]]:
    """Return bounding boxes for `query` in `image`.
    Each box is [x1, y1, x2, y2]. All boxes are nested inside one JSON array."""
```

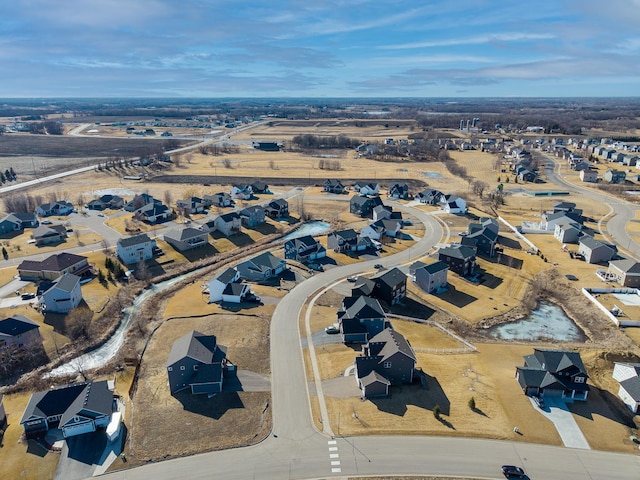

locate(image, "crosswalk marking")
[[330, 453, 339, 458], [329, 446, 338, 451], [331, 461, 340, 466], [328, 440, 337, 445], [332, 468, 342, 473]]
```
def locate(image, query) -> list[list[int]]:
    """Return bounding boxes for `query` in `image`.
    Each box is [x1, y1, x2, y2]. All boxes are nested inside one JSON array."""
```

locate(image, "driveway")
[[530, 396, 590, 449]]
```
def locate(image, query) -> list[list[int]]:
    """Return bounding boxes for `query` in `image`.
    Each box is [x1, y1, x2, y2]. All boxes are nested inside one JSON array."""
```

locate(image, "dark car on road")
[[374, 263, 383, 269], [324, 325, 339, 334], [21, 292, 36, 300], [501, 465, 526, 478]]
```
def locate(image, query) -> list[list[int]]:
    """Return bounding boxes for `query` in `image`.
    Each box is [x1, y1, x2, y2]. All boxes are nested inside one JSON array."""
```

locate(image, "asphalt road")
[[97, 202, 640, 480]]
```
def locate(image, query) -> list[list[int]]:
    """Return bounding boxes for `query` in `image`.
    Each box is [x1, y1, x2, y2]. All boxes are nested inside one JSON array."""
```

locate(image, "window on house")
[[167, 367, 173, 371], [193, 365, 198, 371], [180, 366, 185, 370], [383, 361, 392, 368], [575, 376, 585, 383]]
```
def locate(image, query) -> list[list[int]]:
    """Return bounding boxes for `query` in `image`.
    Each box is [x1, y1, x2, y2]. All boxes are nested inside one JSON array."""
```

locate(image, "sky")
[[1, 0, 639, 98]]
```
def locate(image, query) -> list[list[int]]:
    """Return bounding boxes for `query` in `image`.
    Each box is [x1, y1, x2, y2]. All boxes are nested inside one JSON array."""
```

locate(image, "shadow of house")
[[66, 429, 108, 464], [389, 296, 436, 320], [438, 285, 477, 308], [227, 232, 255, 248], [475, 269, 504, 289], [178, 244, 218, 263], [370, 374, 450, 417], [493, 253, 524, 269], [497, 235, 522, 250], [249, 222, 278, 235], [173, 391, 244, 420], [569, 387, 637, 428]]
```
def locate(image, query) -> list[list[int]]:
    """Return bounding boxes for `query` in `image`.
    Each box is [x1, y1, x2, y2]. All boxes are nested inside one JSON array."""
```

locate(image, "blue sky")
[[1, 0, 639, 97]]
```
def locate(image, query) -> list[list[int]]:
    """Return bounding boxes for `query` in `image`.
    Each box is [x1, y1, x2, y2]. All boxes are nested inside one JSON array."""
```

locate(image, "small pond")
[[424, 172, 443, 178], [488, 300, 586, 342], [281, 221, 331, 241]]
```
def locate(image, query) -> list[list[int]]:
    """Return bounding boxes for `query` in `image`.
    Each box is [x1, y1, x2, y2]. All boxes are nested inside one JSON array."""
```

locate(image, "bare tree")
[[472, 181, 488, 198], [66, 306, 93, 340], [135, 260, 151, 280], [221, 158, 233, 169], [164, 190, 173, 206]]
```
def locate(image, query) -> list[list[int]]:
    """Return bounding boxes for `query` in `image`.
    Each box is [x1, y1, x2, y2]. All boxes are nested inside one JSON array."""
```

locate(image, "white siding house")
[[116, 234, 156, 265], [39, 273, 82, 313]]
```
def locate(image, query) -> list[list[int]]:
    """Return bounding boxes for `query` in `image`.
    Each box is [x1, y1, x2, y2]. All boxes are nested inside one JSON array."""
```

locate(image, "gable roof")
[[341, 296, 385, 320], [0, 315, 40, 338], [353, 277, 376, 296], [18, 253, 87, 273], [368, 328, 417, 363], [526, 349, 588, 375], [620, 377, 640, 401], [374, 267, 406, 289], [164, 227, 207, 242], [166, 330, 218, 367], [439, 244, 476, 260], [414, 260, 449, 274], [216, 267, 238, 284], [118, 233, 153, 248], [360, 370, 390, 387], [218, 212, 241, 223], [579, 235, 615, 252], [609, 258, 640, 274], [48, 273, 80, 293]]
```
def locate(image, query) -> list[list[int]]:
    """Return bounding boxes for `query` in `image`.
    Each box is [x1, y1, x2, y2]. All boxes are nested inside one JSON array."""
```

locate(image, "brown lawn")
[[130, 315, 271, 461]]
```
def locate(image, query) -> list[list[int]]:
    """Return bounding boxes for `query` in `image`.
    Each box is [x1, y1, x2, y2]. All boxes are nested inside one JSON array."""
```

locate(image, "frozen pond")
[[488, 301, 586, 342], [90, 188, 136, 196], [424, 172, 443, 178], [281, 221, 331, 241]]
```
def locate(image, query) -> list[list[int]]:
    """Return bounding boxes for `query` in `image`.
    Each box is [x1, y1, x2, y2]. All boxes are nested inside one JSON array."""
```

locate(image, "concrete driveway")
[[530, 396, 590, 449]]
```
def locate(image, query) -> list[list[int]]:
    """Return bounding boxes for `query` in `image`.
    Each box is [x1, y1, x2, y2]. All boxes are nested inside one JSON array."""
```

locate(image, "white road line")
[[330, 453, 339, 459], [328, 440, 337, 445], [331, 461, 340, 466], [328, 446, 338, 451], [331, 468, 342, 473]]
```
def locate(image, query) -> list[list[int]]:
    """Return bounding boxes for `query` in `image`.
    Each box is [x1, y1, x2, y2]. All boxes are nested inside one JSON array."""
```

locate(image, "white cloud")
[[379, 33, 556, 50]]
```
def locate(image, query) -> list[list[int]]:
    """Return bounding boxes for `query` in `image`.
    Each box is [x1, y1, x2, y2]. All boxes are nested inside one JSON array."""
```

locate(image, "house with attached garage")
[[203, 192, 232, 208], [284, 235, 326, 263], [87, 194, 125, 211], [0, 315, 41, 349], [124, 193, 159, 212], [438, 244, 477, 277], [350, 195, 384, 218], [163, 227, 209, 251], [323, 179, 345, 194], [410, 260, 449, 293], [215, 212, 242, 236], [32, 224, 68, 246], [135, 202, 170, 224], [515, 348, 589, 401], [0, 212, 38, 235], [265, 198, 289, 219], [351, 277, 376, 298], [604, 169, 626, 184], [327, 229, 373, 253], [239, 205, 266, 228], [207, 267, 258, 304], [388, 183, 410, 200], [355, 328, 417, 398], [440, 194, 467, 214], [250, 180, 270, 194], [18, 253, 90, 281], [117, 233, 156, 265], [578, 235, 617, 264], [337, 295, 387, 344], [580, 169, 599, 183], [237, 252, 287, 282], [612, 362, 640, 413], [20, 380, 114, 439], [359, 219, 402, 241], [176, 197, 205, 215], [166, 330, 228, 395], [461, 226, 498, 257], [36, 201, 74, 217], [353, 182, 380, 196], [416, 189, 444, 205], [607, 258, 640, 287], [38, 273, 82, 313], [540, 211, 583, 232], [372, 205, 402, 222], [230, 184, 253, 200]]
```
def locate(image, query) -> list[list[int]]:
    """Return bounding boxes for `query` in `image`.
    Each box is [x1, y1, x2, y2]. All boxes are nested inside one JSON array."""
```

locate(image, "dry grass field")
[[0, 227, 102, 260], [130, 315, 271, 461], [0, 392, 59, 480]]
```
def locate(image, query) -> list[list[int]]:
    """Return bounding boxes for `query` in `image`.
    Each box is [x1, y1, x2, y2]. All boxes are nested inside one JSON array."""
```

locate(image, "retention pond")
[[488, 300, 586, 342]]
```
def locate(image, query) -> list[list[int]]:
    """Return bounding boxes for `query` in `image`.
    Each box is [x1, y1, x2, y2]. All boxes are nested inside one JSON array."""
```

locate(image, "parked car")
[[347, 276, 358, 282], [501, 465, 526, 478], [374, 263, 383, 269], [308, 263, 324, 272], [324, 325, 339, 334], [97, 213, 105, 217], [21, 292, 36, 300], [533, 396, 544, 408], [41, 220, 52, 225]]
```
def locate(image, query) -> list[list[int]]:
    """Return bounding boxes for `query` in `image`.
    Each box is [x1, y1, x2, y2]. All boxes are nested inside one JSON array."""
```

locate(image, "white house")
[[116, 233, 156, 265], [354, 182, 380, 196], [612, 362, 640, 413], [39, 273, 82, 313], [230, 184, 253, 200], [208, 268, 241, 303], [36, 201, 74, 217], [441, 195, 467, 214]]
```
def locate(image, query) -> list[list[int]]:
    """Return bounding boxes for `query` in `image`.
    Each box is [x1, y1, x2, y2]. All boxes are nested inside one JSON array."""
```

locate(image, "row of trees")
[[27, 120, 64, 135], [291, 134, 360, 150], [3, 191, 68, 213], [198, 142, 239, 156]]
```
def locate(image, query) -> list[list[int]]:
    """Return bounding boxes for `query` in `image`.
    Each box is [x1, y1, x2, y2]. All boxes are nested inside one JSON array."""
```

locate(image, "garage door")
[[62, 422, 95, 438]]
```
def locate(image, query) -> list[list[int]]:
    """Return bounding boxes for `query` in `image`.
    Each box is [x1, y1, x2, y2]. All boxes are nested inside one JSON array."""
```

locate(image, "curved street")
[[99, 203, 640, 479]]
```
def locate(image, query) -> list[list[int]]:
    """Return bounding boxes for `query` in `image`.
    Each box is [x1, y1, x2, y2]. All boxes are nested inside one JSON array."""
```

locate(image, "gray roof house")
[[166, 330, 228, 395], [230, 184, 253, 200], [87, 194, 124, 211], [461, 226, 498, 257], [516, 349, 589, 401], [284, 235, 326, 263], [203, 192, 232, 208], [0, 314, 41, 349], [388, 183, 410, 200], [215, 212, 242, 237], [237, 252, 287, 282], [337, 296, 386, 344], [176, 197, 205, 215], [20, 381, 113, 438], [323, 179, 345, 194], [327, 229, 373, 253], [116, 233, 156, 265], [350, 195, 383, 218], [554, 223, 582, 244], [612, 362, 640, 413], [607, 258, 640, 288], [38, 273, 82, 313], [578, 235, 617, 264], [135, 202, 170, 224], [0, 212, 38, 235], [36, 201, 74, 217], [265, 198, 289, 219], [438, 244, 477, 277], [410, 260, 448, 293], [416, 189, 444, 205], [355, 328, 417, 398], [239, 205, 266, 228], [32, 224, 68, 246], [353, 182, 379, 196], [18, 253, 90, 281], [604, 169, 626, 184], [372, 267, 407, 306], [163, 227, 209, 251]]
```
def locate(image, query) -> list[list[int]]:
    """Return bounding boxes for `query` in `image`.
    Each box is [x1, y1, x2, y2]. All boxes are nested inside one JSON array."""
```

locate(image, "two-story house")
[[163, 227, 209, 251], [265, 198, 289, 219], [438, 244, 477, 277], [372, 267, 406, 306], [284, 235, 326, 263], [410, 260, 449, 293], [237, 252, 287, 282], [0, 315, 41, 349], [18, 253, 90, 281], [240, 205, 266, 228], [337, 295, 386, 344], [176, 197, 205, 215], [215, 212, 242, 236], [38, 273, 83, 313], [350, 195, 384, 218], [116, 233, 156, 265], [323, 179, 345, 194]]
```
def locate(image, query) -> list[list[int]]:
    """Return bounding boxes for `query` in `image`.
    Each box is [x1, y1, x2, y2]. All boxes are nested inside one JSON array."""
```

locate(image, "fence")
[[498, 215, 540, 253]]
